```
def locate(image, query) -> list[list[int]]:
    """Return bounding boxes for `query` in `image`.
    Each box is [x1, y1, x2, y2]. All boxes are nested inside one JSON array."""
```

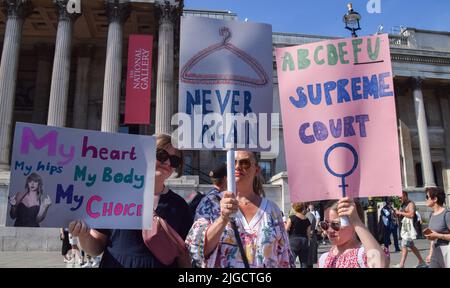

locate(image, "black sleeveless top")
[[96, 189, 193, 268], [288, 215, 311, 238], [14, 202, 40, 227]]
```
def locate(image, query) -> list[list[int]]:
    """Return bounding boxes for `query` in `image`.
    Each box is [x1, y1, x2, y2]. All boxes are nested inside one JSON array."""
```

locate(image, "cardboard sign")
[[125, 35, 153, 124], [275, 34, 402, 202], [6, 123, 155, 229], [177, 16, 273, 151]]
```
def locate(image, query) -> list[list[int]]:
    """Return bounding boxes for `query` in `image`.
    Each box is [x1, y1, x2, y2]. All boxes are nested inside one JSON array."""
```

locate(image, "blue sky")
[[184, 0, 450, 37]]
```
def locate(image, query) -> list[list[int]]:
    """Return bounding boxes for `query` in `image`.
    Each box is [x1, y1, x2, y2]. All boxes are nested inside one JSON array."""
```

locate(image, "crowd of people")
[[53, 133, 447, 268]]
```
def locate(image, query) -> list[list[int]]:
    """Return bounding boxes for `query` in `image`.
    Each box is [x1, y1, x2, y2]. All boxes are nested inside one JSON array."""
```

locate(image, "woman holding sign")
[[186, 150, 294, 268], [68, 134, 193, 268], [317, 198, 387, 268], [9, 172, 52, 227]]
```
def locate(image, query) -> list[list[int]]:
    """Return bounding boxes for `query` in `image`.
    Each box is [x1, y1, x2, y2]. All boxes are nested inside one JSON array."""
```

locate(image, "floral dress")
[[318, 246, 368, 268], [185, 189, 294, 268]]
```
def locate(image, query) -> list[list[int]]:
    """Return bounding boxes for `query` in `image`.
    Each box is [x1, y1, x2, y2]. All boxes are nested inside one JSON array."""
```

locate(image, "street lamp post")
[[343, 3, 361, 38], [342, 3, 378, 237], [366, 197, 378, 237]]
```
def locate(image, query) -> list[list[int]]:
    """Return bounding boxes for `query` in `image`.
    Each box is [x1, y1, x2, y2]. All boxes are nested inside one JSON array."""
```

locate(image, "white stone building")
[[0, 4, 449, 251]]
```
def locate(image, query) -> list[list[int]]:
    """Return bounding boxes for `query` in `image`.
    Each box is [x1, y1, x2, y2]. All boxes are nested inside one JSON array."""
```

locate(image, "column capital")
[[1, 0, 33, 19], [156, 1, 179, 25], [54, 0, 80, 22], [411, 77, 424, 91], [105, 0, 130, 24]]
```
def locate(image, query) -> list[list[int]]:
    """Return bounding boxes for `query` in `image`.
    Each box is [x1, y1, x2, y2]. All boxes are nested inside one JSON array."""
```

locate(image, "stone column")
[[47, 0, 79, 127], [0, 0, 33, 170], [73, 45, 93, 129], [32, 43, 53, 124], [412, 77, 436, 187], [100, 0, 130, 133], [155, 1, 177, 135], [398, 119, 416, 188]]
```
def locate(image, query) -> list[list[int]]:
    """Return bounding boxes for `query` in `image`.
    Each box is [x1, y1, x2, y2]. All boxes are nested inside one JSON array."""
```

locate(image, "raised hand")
[[43, 195, 52, 207], [9, 194, 16, 206], [337, 197, 362, 225]]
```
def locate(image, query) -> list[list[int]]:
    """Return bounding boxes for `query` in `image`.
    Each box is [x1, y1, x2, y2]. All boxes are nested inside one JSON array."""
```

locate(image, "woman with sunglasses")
[[68, 134, 193, 268], [318, 198, 387, 268], [186, 150, 294, 268], [424, 187, 450, 268]]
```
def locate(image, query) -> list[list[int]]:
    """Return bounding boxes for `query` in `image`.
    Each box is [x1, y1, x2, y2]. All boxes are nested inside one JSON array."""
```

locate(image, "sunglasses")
[[425, 195, 433, 200], [319, 220, 341, 232], [235, 158, 253, 170], [156, 149, 181, 168]]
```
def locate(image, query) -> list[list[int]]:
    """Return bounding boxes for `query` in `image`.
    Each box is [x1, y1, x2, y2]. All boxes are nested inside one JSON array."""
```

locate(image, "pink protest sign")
[[275, 34, 402, 202]]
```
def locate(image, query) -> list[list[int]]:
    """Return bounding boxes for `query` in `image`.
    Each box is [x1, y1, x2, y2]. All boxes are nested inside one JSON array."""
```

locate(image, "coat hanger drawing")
[[180, 27, 269, 87]]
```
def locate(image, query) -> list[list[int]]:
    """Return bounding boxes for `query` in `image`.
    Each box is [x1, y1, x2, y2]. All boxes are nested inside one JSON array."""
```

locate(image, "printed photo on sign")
[[6, 123, 155, 230]]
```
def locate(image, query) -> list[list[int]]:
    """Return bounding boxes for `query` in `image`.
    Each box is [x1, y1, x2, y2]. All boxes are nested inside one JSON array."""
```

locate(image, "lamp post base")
[[367, 197, 378, 238]]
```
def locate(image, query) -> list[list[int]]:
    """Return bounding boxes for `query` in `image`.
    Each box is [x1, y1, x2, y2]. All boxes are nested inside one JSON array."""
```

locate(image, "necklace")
[[238, 195, 258, 206]]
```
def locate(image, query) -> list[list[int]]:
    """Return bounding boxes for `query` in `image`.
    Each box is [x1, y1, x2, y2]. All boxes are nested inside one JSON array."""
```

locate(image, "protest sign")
[[176, 15, 273, 151], [6, 123, 155, 229], [276, 34, 402, 202]]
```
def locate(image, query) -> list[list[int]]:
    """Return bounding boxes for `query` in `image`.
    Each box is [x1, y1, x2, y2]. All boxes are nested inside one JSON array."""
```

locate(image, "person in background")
[[186, 150, 294, 268], [380, 198, 401, 253], [188, 163, 227, 221], [69, 134, 193, 268], [393, 191, 427, 268], [415, 210, 424, 239], [424, 187, 450, 268], [306, 204, 320, 268], [60, 228, 71, 263], [67, 233, 82, 265], [306, 204, 319, 267], [308, 205, 319, 227], [285, 202, 311, 268], [318, 198, 387, 268]]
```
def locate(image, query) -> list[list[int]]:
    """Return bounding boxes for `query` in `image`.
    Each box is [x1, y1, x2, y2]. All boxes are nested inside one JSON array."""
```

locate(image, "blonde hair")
[[292, 202, 308, 214], [155, 133, 183, 177], [25, 172, 44, 203]]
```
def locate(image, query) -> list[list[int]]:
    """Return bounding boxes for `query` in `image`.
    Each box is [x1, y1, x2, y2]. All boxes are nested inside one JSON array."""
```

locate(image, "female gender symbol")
[[324, 142, 359, 198]]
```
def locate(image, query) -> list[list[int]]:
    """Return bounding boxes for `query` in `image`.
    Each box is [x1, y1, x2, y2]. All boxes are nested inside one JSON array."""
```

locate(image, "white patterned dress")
[[185, 189, 294, 268]]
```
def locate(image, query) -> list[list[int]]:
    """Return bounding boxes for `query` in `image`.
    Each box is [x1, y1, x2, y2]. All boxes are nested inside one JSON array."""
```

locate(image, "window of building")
[[119, 114, 139, 134], [259, 160, 273, 182], [415, 161, 444, 188], [433, 161, 444, 188], [216, 153, 226, 165], [184, 155, 193, 175], [424, 92, 443, 127], [415, 162, 423, 187]]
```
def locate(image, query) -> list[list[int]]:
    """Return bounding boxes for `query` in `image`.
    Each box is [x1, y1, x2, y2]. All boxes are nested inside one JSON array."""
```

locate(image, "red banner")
[[125, 35, 153, 124]]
